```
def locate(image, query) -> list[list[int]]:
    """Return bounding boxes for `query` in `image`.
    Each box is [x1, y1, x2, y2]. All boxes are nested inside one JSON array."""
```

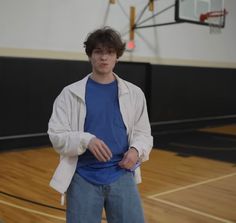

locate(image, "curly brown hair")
[[84, 27, 126, 58]]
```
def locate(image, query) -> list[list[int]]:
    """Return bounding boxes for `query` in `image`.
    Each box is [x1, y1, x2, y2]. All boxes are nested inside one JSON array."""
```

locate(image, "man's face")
[[90, 45, 117, 76]]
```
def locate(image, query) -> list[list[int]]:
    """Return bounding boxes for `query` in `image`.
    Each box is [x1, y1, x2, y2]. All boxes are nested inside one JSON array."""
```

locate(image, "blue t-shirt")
[[76, 78, 129, 185]]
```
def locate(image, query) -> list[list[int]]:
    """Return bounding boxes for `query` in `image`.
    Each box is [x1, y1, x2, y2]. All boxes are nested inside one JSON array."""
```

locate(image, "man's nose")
[[101, 52, 109, 58]]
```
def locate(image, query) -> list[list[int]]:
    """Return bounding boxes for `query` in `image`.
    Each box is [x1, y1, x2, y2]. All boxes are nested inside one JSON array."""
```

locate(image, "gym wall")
[[0, 56, 235, 149]]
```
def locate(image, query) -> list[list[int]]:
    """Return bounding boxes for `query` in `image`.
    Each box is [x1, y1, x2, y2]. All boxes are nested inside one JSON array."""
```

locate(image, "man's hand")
[[87, 137, 112, 162], [119, 147, 139, 170]]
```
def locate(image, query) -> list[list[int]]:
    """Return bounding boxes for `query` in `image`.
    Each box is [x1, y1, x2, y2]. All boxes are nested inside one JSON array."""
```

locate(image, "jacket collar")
[[68, 74, 90, 102], [68, 73, 129, 101], [114, 73, 129, 96]]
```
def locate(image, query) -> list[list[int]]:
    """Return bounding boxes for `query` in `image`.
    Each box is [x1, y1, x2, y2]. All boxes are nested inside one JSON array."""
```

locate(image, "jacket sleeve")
[[47, 90, 95, 157], [129, 90, 153, 162]]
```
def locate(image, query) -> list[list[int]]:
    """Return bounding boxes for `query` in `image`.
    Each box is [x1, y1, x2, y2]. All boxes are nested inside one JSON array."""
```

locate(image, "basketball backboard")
[[175, 0, 226, 28]]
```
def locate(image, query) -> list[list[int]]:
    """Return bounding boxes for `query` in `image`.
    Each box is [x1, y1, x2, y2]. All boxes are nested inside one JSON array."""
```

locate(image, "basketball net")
[[207, 16, 223, 34], [200, 9, 228, 34]]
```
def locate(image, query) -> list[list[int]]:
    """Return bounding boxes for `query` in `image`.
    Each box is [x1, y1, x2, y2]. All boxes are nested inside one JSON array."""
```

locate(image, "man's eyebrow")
[[94, 46, 115, 50]]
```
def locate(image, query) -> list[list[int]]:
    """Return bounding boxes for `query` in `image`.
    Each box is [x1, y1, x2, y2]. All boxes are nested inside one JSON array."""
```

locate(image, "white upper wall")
[[0, 0, 235, 66]]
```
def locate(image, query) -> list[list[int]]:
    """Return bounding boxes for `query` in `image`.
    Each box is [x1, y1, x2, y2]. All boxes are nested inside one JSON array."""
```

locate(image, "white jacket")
[[48, 73, 153, 195]]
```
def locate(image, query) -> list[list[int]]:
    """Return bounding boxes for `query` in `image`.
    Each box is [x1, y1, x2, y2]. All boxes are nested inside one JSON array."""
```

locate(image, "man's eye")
[[94, 50, 102, 54], [108, 50, 115, 54]]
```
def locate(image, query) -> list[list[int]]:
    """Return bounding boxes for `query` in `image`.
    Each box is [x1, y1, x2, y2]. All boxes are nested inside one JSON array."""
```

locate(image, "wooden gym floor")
[[0, 124, 236, 223]]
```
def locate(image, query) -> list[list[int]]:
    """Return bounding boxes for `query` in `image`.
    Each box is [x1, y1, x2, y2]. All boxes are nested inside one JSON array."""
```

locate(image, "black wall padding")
[[114, 62, 151, 98], [0, 56, 236, 148], [0, 57, 90, 137], [150, 65, 236, 132], [0, 57, 149, 141]]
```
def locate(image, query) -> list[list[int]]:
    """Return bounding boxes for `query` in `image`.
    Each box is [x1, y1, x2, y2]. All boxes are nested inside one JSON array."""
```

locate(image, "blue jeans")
[[66, 172, 145, 223]]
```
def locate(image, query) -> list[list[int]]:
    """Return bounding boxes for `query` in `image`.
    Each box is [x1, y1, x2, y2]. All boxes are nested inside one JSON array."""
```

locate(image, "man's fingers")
[[119, 149, 139, 169], [119, 155, 132, 169], [119, 160, 132, 169], [93, 147, 109, 162], [100, 141, 112, 159], [88, 138, 112, 162]]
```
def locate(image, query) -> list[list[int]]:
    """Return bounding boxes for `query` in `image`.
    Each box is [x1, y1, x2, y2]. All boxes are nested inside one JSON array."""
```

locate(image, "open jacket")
[[48, 73, 153, 196]]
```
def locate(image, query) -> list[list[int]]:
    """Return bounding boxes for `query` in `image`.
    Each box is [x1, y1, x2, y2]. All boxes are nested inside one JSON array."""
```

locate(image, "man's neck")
[[90, 72, 115, 84]]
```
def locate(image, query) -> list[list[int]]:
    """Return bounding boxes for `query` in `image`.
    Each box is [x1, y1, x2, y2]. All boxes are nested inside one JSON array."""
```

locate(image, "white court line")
[[153, 198, 234, 223], [148, 172, 236, 199], [0, 200, 65, 221], [147, 172, 236, 223]]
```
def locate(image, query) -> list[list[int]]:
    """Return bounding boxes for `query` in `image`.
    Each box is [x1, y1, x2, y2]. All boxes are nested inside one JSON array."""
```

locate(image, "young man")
[[48, 27, 153, 223]]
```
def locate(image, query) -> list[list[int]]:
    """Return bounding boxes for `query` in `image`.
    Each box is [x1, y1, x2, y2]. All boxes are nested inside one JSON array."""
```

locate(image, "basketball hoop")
[[199, 9, 228, 34]]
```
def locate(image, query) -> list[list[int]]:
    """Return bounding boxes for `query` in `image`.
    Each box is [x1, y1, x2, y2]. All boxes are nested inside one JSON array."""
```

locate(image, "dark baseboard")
[[0, 135, 51, 151]]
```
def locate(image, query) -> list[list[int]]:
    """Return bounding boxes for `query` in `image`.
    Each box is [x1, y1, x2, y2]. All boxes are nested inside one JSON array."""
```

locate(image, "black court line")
[[0, 191, 65, 211], [0, 191, 107, 221]]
